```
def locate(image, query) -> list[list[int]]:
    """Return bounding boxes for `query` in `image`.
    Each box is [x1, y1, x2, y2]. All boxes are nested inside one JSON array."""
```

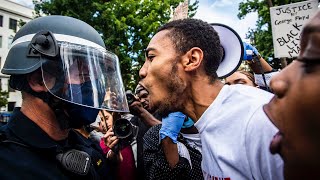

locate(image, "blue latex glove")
[[182, 117, 194, 129], [160, 112, 186, 143], [243, 42, 259, 61]]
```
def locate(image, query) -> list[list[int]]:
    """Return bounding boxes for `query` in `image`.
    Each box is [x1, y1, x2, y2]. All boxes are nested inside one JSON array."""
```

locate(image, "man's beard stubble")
[[154, 61, 186, 118]]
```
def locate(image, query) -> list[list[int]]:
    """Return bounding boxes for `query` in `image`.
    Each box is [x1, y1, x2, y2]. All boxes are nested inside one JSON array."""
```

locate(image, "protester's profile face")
[[136, 89, 149, 109], [139, 30, 186, 116], [264, 58, 320, 178], [225, 71, 255, 87]]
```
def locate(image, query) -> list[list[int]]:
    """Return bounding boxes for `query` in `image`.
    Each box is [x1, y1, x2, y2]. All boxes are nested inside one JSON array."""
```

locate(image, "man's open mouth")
[[138, 83, 149, 94]]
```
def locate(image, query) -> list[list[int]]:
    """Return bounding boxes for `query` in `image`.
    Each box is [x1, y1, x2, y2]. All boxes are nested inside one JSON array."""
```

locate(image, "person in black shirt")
[[0, 15, 129, 179], [130, 84, 203, 180]]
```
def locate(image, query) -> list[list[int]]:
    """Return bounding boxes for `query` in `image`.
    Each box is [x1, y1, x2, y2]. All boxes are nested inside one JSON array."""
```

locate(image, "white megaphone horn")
[[211, 23, 244, 78]]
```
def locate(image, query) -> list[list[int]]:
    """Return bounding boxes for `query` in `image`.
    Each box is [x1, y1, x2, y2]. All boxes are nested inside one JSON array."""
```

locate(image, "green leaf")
[[35, 0, 198, 90]]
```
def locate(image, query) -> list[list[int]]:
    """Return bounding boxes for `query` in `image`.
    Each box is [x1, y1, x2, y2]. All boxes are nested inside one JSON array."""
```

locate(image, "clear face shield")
[[41, 41, 129, 113]]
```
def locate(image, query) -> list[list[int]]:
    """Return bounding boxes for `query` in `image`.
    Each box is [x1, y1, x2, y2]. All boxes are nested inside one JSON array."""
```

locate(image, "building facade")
[[0, 0, 33, 111]]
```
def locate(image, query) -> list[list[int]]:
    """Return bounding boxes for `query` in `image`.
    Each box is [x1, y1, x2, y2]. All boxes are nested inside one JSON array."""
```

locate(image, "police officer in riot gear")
[[0, 15, 129, 179]]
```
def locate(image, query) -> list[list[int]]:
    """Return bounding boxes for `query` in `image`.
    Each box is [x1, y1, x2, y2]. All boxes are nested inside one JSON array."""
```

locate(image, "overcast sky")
[[11, 0, 257, 40], [193, 0, 257, 40]]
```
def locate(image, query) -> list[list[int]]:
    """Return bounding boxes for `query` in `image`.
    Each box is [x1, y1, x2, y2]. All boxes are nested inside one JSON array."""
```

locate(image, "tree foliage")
[[238, 0, 316, 69], [34, 0, 199, 90], [0, 91, 9, 108]]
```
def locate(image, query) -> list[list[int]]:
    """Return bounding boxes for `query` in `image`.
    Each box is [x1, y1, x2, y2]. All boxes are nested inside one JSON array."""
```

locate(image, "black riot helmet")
[[2, 16, 129, 128]]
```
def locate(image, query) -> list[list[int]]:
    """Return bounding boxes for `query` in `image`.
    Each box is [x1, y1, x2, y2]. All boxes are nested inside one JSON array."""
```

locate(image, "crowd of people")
[[0, 9, 319, 180]]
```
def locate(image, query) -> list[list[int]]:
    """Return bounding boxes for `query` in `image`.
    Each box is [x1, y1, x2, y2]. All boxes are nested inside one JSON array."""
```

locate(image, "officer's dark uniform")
[[0, 108, 112, 180]]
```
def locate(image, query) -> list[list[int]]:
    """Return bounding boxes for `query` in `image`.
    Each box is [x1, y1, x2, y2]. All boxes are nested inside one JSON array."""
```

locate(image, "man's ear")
[[182, 47, 203, 72], [27, 70, 47, 92]]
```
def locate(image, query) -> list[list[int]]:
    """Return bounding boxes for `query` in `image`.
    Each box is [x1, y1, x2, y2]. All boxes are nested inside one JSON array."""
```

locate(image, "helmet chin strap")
[[31, 90, 92, 130], [27, 90, 72, 130], [9, 75, 72, 129], [10, 75, 95, 130]]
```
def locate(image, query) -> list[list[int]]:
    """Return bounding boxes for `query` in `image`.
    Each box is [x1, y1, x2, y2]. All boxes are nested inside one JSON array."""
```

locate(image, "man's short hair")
[[157, 18, 224, 80]]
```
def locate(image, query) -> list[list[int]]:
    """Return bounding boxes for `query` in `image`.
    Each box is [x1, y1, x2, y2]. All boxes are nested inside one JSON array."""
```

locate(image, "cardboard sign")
[[170, 0, 189, 21], [270, 0, 318, 58]]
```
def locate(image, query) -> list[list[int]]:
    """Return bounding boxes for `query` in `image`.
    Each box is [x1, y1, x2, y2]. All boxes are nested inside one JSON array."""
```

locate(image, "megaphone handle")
[[253, 55, 270, 91]]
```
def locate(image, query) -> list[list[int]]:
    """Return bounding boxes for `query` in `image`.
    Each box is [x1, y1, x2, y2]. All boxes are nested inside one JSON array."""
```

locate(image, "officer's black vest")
[[0, 126, 112, 180]]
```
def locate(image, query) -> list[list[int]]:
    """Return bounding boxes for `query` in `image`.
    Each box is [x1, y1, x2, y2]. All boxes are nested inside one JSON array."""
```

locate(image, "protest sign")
[[170, 0, 189, 21], [270, 0, 318, 58]]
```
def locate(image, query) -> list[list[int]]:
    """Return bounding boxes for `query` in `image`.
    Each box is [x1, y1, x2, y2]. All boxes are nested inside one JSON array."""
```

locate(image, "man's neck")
[[21, 95, 69, 141], [185, 78, 224, 123]]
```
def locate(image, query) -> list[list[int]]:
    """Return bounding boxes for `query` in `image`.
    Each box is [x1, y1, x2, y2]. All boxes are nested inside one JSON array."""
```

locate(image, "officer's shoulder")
[[0, 125, 10, 143]]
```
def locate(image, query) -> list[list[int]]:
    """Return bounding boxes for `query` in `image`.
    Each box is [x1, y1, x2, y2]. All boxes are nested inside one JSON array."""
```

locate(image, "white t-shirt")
[[254, 71, 279, 87], [195, 85, 283, 180], [181, 133, 202, 153]]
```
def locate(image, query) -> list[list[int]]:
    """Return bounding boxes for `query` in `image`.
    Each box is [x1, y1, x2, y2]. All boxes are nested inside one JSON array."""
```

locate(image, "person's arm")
[[143, 125, 192, 180], [137, 107, 161, 127], [162, 137, 179, 168], [129, 101, 161, 127], [243, 42, 273, 74], [159, 112, 187, 168], [100, 128, 123, 163], [248, 56, 273, 74], [243, 42, 277, 89], [250, 56, 278, 89]]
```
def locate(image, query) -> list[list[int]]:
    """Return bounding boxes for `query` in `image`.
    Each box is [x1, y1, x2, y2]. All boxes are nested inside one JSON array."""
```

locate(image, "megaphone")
[[211, 23, 243, 78]]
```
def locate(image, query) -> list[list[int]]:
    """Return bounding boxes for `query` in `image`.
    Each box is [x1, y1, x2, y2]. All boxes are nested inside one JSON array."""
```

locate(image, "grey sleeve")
[[254, 71, 279, 87]]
